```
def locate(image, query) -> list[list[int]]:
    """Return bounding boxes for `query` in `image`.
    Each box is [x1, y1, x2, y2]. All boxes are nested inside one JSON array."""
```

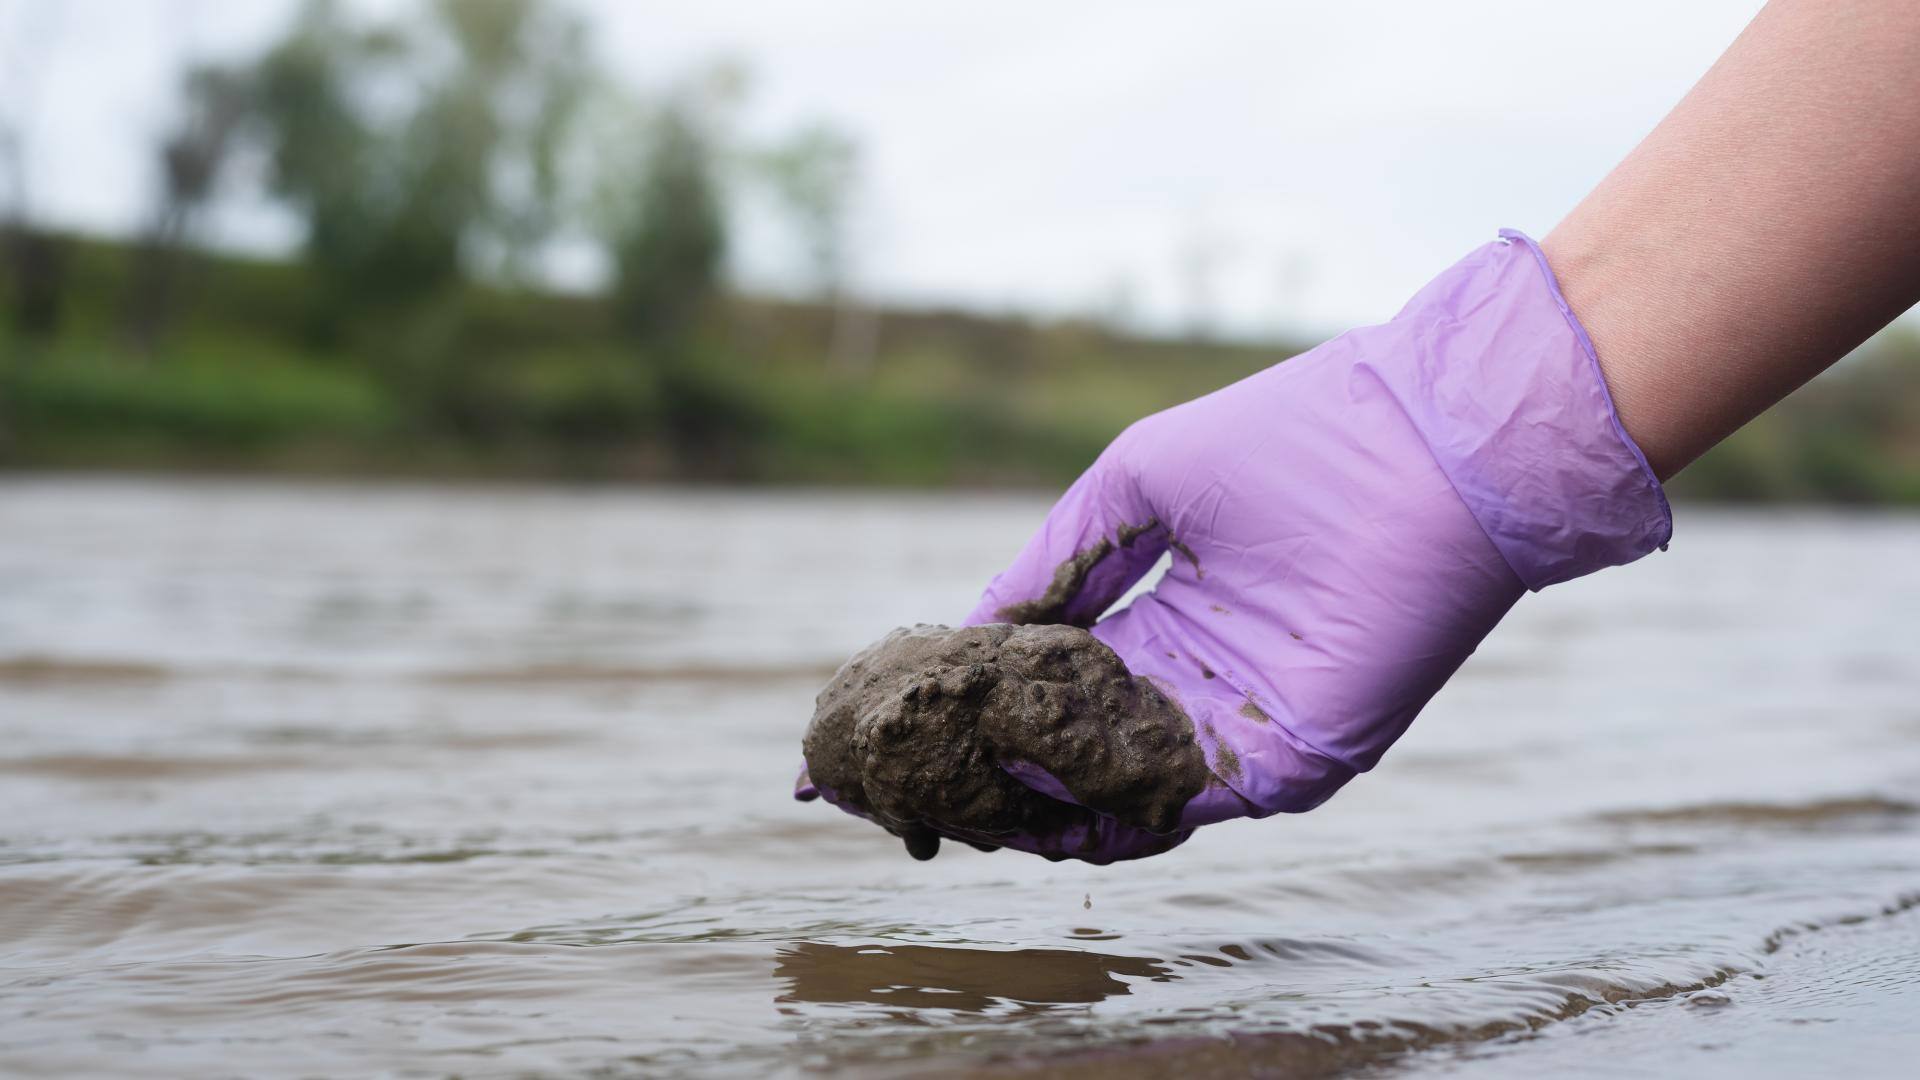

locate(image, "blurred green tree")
[[757, 122, 858, 307], [602, 95, 729, 347], [1, 0, 67, 343], [245, 0, 588, 328], [755, 122, 873, 373], [126, 63, 252, 353]]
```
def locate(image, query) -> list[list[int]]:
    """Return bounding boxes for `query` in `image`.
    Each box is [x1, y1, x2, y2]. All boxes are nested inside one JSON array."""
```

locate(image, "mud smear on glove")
[[803, 623, 1209, 856], [994, 520, 1161, 626]]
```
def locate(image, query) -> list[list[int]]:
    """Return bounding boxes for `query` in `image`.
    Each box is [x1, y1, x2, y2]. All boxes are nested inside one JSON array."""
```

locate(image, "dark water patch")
[[311, 847, 554, 866], [71, 826, 576, 868], [0, 657, 173, 683], [1153, 891, 1263, 912], [1597, 796, 1918, 829], [0, 754, 312, 781], [244, 725, 593, 752], [128, 847, 550, 868], [0, 658, 343, 684], [1499, 843, 1698, 870], [0, 659, 842, 688]]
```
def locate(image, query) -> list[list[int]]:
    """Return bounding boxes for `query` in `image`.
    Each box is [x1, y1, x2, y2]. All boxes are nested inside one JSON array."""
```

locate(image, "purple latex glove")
[[954, 229, 1670, 856]]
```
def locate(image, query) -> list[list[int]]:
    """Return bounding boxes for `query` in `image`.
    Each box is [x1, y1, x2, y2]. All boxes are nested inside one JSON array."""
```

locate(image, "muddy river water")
[[1, 477, 1917, 1077]]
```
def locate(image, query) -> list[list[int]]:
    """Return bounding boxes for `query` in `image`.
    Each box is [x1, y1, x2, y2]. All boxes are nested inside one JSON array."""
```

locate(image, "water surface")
[[1, 477, 1916, 1076]]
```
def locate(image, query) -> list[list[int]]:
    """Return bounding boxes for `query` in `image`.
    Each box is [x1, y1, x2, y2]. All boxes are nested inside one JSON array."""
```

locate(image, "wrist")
[[1540, 221, 1694, 481], [1379, 230, 1671, 590]]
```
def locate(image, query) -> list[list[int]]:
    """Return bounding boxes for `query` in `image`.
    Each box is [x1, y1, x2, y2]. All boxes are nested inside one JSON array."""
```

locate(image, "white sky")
[[1, 0, 1768, 337]]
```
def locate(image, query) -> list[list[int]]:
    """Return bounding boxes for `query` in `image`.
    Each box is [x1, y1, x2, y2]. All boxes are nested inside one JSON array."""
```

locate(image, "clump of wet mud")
[[803, 624, 1209, 858]]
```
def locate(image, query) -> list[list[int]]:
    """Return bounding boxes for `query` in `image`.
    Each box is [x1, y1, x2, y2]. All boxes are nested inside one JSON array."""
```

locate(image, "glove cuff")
[[1374, 228, 1672, 590]]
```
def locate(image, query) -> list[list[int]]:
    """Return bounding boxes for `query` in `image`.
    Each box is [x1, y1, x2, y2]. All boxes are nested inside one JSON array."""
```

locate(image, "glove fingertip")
[[793, 764, 821, 802]]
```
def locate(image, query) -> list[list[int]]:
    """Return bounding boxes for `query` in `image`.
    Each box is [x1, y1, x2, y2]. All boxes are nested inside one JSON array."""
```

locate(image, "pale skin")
[[1544, 0, 1920, 481]]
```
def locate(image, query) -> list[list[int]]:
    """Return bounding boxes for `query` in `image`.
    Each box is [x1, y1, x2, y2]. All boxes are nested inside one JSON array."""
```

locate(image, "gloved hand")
[[800, 230, 1670, 862]]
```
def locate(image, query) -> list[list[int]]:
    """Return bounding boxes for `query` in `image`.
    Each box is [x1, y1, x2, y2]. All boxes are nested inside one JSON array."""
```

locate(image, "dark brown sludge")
[[993, 544, 1114, 626], [803, 624, 1210, 858], [992, 518, 1162, 626]]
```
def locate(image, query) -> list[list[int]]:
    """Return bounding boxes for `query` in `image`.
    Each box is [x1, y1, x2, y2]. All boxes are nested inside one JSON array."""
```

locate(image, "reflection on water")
[[1, 477, 1918, 1077], [775, 942, 1173, 1012]]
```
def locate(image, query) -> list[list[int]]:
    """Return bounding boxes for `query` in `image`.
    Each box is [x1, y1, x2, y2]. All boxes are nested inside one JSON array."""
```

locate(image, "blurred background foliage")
[[1, 0, 1917, 497]]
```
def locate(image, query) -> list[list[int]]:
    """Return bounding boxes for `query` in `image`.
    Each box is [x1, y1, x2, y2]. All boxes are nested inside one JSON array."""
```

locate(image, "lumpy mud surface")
[[803, 623, 1209, 852]]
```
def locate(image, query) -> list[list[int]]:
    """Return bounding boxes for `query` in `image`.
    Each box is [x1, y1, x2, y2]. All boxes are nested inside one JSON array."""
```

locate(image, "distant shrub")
[[7, 347, 393, 448]]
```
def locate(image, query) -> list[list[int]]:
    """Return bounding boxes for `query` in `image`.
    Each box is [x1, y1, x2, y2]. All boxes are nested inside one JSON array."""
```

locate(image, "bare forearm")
[[1544, 0, 1920, 480]]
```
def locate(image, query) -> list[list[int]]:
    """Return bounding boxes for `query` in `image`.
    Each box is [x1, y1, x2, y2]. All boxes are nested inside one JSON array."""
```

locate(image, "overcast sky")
[[2, 0, 1769, 337]]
